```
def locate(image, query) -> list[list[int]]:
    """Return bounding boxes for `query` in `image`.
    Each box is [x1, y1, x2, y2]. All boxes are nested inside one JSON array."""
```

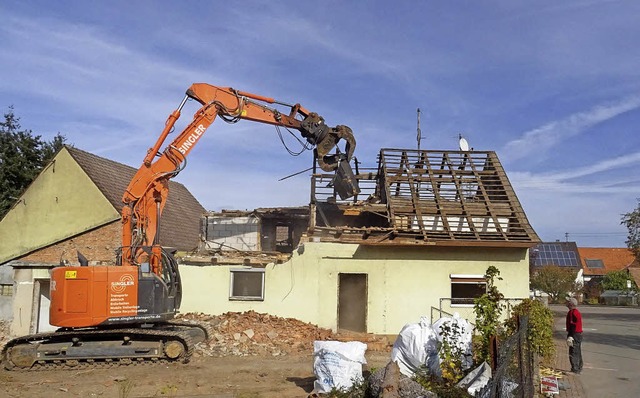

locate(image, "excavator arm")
[[120, 83, 357, 272]]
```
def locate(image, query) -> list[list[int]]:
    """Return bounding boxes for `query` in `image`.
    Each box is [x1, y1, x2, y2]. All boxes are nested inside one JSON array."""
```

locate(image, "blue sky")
[[1, 1, 639, 247]]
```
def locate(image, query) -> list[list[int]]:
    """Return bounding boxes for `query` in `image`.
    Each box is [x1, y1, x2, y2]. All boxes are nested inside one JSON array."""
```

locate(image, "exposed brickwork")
[[19, 221, 121, 265]]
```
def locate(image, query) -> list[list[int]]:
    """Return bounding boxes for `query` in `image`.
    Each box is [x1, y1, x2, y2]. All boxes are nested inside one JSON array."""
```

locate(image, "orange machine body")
[[50, 265, 172, 327]]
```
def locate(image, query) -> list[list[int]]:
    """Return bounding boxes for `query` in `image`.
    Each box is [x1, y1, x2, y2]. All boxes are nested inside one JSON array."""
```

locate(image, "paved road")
[[551, 304, 640, 398]]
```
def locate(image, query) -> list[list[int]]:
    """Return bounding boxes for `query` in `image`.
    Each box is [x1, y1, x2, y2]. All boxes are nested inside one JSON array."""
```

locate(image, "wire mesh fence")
[[431, 299, 535, 397], [433, 298, 526, 325], [478, 315, 535, 398]]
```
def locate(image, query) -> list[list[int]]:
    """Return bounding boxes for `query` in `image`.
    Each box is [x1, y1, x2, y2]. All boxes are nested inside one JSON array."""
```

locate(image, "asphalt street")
[[551, 304, 640, 398]]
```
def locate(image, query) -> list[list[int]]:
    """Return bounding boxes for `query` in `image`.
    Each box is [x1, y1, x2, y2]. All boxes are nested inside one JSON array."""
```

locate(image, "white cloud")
[[502, 95, 640, 162], [510, 149, 640, 191]]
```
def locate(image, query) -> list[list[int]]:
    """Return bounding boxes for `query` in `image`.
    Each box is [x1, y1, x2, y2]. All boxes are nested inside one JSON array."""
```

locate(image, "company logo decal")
[[177, 124, 206, 154], [111, 274, 135, 293]]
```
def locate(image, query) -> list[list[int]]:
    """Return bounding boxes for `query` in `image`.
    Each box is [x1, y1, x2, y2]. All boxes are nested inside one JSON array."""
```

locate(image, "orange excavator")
[[2, 83, 358, 369]]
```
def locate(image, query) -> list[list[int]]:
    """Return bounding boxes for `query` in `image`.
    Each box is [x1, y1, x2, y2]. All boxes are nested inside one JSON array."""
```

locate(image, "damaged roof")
[[311, 148, 540, 247]]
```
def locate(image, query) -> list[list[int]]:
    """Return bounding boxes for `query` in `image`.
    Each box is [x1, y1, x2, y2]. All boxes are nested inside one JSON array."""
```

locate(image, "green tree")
[[0, 106, 66, 218], [530, 265, 579, 303], [602, 269, 637, 291], [621, 199, 640, 261]]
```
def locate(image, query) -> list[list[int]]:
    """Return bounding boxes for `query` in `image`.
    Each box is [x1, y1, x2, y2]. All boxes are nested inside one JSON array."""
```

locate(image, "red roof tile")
[[578, 247, 635, 276]]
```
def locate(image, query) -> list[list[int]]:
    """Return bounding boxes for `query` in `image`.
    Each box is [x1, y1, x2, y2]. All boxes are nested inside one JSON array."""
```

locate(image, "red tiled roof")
[[578, 247, 635, 276], [66, 146, 206, 251]]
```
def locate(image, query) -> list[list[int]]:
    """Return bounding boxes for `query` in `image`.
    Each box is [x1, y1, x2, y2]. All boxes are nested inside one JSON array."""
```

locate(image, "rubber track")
[[2, 326, 196, 371], [167, 319, 214, 341]]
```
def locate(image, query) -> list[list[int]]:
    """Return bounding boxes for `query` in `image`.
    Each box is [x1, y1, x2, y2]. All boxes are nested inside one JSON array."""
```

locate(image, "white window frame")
[[450, 274, 486, 307], [229, 268, 265, 301]]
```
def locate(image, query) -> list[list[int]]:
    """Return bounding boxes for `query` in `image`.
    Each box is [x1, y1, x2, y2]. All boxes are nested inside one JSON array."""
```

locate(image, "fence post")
[[517, 315, 524, 397], [489, 334, 498, 371]]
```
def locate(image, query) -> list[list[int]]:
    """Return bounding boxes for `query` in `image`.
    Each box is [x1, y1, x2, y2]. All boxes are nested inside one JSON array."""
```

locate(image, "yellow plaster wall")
[[179, 242, 530, 334], [0, 148, 119, 263]]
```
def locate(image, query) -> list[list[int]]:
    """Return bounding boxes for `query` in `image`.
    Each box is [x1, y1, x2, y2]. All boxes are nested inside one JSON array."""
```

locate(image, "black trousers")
[[569, 332, 583, 372]]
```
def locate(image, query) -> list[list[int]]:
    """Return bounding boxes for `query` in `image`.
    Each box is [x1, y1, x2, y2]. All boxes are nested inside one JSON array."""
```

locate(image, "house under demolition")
[[184, 148, 539, 334], [200, 148, 537, 254]]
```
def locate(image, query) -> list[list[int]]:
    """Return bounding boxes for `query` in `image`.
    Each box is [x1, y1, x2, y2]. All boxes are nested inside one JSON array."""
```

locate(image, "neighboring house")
[[0, 146, 205, 335], [578, 247, 636, 284], [180, 149, 540, 335]]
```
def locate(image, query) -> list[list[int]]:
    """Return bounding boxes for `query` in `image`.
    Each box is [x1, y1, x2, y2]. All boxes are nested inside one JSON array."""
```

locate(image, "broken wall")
[[201, 214, 260, 251], [179, 242, 531, 334]]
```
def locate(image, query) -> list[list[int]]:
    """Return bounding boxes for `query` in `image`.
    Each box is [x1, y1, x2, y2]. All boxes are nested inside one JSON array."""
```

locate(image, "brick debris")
[[178, 310, 391, 358]]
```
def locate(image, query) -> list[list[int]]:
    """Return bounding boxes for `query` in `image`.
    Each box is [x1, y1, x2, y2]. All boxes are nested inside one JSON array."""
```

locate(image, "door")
[[338, 273, 367, 332], [37, 280, 57, 333]]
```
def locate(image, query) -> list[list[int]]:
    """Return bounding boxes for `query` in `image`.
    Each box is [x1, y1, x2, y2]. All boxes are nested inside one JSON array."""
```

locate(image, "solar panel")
[[533, 243, 580, 267]]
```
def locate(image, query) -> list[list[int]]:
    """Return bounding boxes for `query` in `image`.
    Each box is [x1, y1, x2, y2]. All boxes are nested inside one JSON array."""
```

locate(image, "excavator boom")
[[121, 83, 357, 271]]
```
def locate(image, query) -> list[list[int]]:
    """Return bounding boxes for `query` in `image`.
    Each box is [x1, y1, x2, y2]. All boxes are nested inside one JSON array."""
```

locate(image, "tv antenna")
[[417, 108, 424, 150]]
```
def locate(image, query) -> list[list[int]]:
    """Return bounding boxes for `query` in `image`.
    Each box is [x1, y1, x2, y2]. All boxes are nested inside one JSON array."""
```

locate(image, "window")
[[0, 284, 13, 296], [229, 268, 265, 301], [585, 259, 604, 269], [450, 274, 486, 305], [275, 224, 292, 252]]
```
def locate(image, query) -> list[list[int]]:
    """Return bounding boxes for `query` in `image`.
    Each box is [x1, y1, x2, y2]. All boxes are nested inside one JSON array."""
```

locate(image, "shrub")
[[504, 298, 555, 361], [473, 266, 504, 364]]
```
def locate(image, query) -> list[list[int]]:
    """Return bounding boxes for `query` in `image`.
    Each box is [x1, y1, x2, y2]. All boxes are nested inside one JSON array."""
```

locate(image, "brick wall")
[[19, 221, 121, 265]]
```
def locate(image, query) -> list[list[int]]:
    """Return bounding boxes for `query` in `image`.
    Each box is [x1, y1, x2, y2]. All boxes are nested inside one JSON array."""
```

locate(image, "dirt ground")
[[0, 350, 393, 398], [0, 314, 395, 398]]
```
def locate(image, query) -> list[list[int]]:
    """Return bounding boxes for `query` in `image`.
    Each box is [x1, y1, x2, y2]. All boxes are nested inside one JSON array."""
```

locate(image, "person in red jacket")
[[565, 297, 583, 374]]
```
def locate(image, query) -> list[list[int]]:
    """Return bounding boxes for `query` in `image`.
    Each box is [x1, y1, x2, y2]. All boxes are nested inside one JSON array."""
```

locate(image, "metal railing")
[[435, 298, 526, 325]]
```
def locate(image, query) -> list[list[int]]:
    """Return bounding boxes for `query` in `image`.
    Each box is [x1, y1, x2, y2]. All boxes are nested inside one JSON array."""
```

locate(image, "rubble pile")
[[179, 311, 391, 358]]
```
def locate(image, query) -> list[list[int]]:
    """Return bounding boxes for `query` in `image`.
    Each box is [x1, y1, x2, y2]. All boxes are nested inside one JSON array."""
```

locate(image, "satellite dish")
[[459, 135, 470, 151]]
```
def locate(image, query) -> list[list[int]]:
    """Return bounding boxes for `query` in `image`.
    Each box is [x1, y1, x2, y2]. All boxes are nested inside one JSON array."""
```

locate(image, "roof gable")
[[0, 148, 118, 263], [66, 146, 206, 251]]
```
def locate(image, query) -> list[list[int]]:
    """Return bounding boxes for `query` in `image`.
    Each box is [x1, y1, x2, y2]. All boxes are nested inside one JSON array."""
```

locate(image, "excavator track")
[[1, 321, 210, 371]]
